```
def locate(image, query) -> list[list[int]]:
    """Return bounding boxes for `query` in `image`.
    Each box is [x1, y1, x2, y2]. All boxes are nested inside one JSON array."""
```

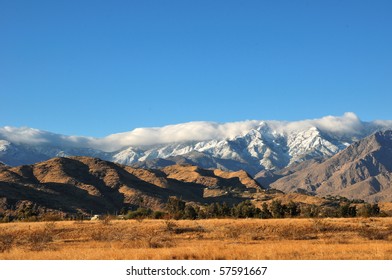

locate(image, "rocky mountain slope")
[[0, 156, 263, 215], [270, 131, 392, 202]]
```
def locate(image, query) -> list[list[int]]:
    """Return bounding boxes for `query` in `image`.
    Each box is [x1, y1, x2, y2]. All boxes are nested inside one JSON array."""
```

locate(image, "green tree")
[[358, 203, 380, 217], [260, 203, 272, 219], [216, 202, 231, 217], [166, 197, 186, 219], [300, 204, 321, 218], [126, 207, 152, 219], [285, 201, 300, 217], [371, 203, 380, 216], [270, 200, 285, 218], [338, 203, 356, 218], [205, 203, 219, 218], [231, 201, 260, 218], [183, 205, 198, 220]]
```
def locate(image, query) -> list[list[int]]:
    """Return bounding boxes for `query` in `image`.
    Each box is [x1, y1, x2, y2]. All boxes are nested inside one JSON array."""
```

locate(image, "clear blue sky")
[[1, 0, 391, 137]]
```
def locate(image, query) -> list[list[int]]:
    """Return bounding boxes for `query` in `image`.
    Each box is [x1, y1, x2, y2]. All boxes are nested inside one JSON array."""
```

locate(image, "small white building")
[[90, 214, 101, 221]]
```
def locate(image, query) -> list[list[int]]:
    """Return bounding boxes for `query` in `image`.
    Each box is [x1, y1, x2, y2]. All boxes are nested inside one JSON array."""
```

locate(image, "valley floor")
[[1, 218, 392, 260]]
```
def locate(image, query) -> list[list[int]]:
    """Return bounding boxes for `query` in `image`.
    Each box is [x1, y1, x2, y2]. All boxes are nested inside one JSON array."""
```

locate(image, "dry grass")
[[1, 218, 392, 260]]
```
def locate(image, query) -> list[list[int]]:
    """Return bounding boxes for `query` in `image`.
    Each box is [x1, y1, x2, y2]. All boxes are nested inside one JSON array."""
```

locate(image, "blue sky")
[[1, 0, 391, 137]]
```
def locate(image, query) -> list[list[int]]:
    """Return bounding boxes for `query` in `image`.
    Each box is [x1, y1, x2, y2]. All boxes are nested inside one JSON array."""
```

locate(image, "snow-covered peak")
[[1, 113, 392, 174], [286, 127, 345, 164], [1, 113, 389, 153]]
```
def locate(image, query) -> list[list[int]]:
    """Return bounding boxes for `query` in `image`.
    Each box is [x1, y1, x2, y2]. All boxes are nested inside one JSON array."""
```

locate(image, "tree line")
[[0, 196, 383, 222], [125, 197, 382, 220]]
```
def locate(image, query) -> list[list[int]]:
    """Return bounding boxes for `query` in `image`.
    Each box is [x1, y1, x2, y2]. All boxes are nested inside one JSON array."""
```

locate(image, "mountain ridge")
[[0, 156, 264, 215], [270, 130, 392, 202], [3, 127, 392, 218], [1, 113, 392, 176]]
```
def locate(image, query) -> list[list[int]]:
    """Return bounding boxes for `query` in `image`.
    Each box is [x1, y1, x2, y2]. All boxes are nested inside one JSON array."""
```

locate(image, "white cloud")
[[277, 112, 364, 136], [372, 119, 392, 128], [1, 113, 391, 152], [0, 121, 262, 152], [96, 120, 262, 151], [0, 126, 96, 149]]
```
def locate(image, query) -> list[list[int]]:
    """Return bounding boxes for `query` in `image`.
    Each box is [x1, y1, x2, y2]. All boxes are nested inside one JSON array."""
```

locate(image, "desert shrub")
[[221, 227, 240, 239], [294, 229, 318, 240], [260, 223, 318, 240], [163, 220, 205, 235], [90, 225, 124, 242], [142, 231, 175, 248], [248, 223, 314, 241], [25, 222, 56, 251], [164, 220, 178, 233], [277, 228, 318, 240], [0, 229, 15, 253], [100, 216, 113, 226], [250, 228, 266, 240], [90, 227, 110, 241], [358, 226, 391, 240], [122, 226, 175, 249], [175, 225, 206, 234], [73, 219, 85, 224], [40, 213, 64, 221], [312, 219, 331, 233]]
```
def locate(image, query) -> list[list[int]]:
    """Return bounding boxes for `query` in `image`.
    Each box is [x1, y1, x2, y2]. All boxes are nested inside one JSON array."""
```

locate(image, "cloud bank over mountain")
[[1, 113, 392, 152]]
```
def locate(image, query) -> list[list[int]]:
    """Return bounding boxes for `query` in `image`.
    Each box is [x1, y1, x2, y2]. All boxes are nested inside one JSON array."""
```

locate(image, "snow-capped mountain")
[[1, 113, 392, 175], [123, 124, 352, 174], [270, 130, 392, 202]]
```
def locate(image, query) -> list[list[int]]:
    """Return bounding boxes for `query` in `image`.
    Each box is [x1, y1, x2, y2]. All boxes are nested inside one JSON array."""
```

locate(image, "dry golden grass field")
[[1, 218, 392, 260]]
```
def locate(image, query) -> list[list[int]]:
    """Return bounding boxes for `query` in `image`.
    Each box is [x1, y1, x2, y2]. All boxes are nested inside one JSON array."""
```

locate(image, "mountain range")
[[0, 156, 262, 215], [270, 130, 392, 202], [2, 113, 392, 204], [1, 113, 392, 173]]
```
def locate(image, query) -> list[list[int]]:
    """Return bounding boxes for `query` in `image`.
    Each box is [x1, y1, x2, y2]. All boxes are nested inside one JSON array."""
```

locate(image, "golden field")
[[1, 218, 392, 260]]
